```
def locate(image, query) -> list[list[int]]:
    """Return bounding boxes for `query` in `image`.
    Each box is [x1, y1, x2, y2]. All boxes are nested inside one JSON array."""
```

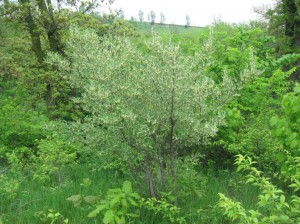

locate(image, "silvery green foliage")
[[48, 27, 257, 176]]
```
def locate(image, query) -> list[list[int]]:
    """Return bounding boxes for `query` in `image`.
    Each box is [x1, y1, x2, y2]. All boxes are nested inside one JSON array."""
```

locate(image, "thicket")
[[0, 0, 300, 223]]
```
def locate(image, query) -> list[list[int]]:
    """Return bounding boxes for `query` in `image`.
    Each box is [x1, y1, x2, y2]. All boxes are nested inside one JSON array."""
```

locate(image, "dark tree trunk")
[[284, 0, 296, 39], [294, 1, 300, 80], [168, 85, 178, 205], [19, 0, 44, 64], [37, 0, 63, 54], [158, 148, 167, 191], [283, 0, 300, 48], [283, 0, 300, 79], [46, 83, 56, 117], [18, 0, 64, 116], [169, 147, 178, 205], [36, 0, 64, 115], [293, 1, 300, 49], [144, 155, 155, 198]]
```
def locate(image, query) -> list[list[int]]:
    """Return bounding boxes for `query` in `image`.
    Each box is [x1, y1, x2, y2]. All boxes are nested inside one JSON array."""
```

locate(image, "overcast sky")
[[103, 0, 275, 26]]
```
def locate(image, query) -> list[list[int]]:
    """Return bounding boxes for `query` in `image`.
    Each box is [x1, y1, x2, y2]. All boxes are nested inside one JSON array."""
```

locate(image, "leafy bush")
[[48, 26, 257, 198], [0, 174, 20, 203], [33, 137, 78, 183], [88, 181, 140, 224], [0, 84, 48, 167], [35, 209, 69, 224], [270, 84, 300, 155], [141, 196, 186, 224], [219, 155, 300, 223]]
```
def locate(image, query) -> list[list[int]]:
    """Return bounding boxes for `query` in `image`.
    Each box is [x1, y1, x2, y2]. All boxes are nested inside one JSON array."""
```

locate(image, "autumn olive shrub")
[[48, 27, 258, 199]]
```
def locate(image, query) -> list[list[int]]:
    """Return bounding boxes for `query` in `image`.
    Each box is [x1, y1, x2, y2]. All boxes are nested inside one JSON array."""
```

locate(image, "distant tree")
[[160, 12, 166, 24], [138, 10, 144, 22], [185, 15, 191, 27], [118, 9, 125, 19], [130, 16, 137, 22], [259, 0, 300, 79], [257, 0, 299, 53], [0, 0, 114, 117], [150, 10, 156, 24]]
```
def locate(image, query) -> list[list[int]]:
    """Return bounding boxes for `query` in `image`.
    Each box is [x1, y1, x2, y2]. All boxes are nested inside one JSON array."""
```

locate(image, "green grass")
[[1, 165, 260, 224], [131, 21, 203, 34], [1, 165, 122, 223], [179, 171, 259, 224], [130, 21, 209, 55]]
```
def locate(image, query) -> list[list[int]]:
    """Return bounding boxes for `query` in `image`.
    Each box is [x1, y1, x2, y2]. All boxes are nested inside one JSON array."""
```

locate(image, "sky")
[[103, 0, 275, 27]]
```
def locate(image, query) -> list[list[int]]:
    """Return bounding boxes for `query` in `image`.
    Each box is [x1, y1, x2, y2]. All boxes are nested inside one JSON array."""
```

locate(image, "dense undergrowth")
[[1, 0, 300, 223]]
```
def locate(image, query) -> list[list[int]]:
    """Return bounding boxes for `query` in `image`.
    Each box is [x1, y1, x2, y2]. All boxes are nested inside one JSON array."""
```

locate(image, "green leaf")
[[88, 209, 99, 218], [84, 196, 98, 204], [280, 195, 285, 203], [270, 116, 278, 126], [88, 205, 107, 218], [122, 181, 132, 194], [287, 132, 297, 142], [66, 194, 82, 203], [114, 216, 122, 224], [120, 215, 126, 223], [127, 197, 138, 206], [126, 213, 139, 217], [115, 215, 126, 224], [246, 177, 255, 183], [290, 140, 298, 149], [279, 214, 290, 222], [47, 213, 54, 219], [294, 86, 300, 94], [80, 178, 92, 187], [110, 195, 121, 207], [97, 204, 108, 211], [275, 128, 283, 136], [281, 163, 289, 173], [108, 188, 122, 194], [276, 152, 286, 162], [129, 192, 140, 199], [103, 210, 114, 224], [121, 198, 128, 207]]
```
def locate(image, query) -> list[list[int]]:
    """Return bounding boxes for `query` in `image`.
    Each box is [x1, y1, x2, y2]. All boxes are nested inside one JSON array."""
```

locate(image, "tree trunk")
[[46, 83, 56, 117], [37, 0, 64, 115], [284, 0, 296, 39], [169, 85, 178, 205], [19, 0, 44, 64], [37, 0, 63, 54], [294, 1, 300, 80], [283, 0, 300, 79], [158, 148, 167, 191], [294, 1, 300, 49], [144, 155, 155, 198], [169, 146, 178, 206]]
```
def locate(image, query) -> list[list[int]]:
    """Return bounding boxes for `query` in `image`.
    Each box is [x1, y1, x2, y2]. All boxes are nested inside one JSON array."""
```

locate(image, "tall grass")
[[1, 165, 122, 223], [1, 166, 259, 223]]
